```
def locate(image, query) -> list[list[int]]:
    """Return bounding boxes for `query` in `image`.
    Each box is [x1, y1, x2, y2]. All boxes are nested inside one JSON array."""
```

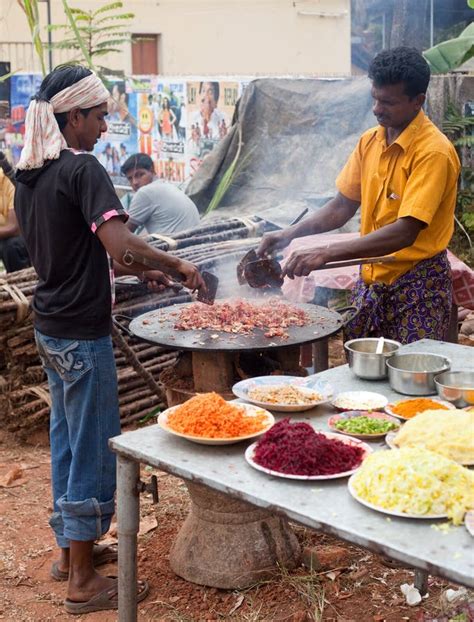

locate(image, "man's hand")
[[176, 259, 206, 292], [283, 247, 330, 279], [142, 270, 173, 292], [257, 230, 293, 257]]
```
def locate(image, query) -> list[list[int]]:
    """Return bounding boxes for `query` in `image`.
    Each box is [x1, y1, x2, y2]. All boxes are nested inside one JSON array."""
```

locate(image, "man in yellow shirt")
[[258, 47, 461, 343], [0, 152, 30, 272]]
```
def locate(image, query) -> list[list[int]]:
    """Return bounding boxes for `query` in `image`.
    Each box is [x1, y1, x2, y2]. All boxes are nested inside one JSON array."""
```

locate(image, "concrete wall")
[[1, 0, 351, 76]]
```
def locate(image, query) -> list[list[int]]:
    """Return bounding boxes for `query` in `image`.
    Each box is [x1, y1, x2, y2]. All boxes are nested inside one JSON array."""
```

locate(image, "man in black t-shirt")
[[15, 66, 205, 615]]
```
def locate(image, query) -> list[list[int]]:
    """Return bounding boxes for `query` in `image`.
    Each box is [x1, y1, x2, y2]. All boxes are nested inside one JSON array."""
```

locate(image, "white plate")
[[385, 430, 399, 450], [465, 510, 474, 537], [158, 403, 274, 445], [245, 431, 372, 480], [385, 397, 456, 421], [232, 375, 334, 412], [348, 475, 447, 519], [331, 391, 388, 412]]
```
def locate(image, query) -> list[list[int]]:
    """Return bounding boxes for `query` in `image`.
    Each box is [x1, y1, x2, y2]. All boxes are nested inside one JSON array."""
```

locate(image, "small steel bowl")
[[386, 353, 451, 396], [434, 371, 474, 408], [344, 338, 401, 380]]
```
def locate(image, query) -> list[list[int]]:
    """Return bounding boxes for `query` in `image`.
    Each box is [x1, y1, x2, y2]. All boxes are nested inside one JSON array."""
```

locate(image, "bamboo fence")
[[0, 217, 263, 435]]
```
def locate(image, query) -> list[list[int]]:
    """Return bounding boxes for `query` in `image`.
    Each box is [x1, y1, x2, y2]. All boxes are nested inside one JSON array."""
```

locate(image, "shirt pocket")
[[35, 335, 93, 383], [375, 192, 402, 228]]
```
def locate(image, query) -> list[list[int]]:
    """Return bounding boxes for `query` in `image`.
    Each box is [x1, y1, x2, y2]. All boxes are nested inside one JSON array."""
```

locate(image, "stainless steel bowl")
[[344, 338, 401, 380], [386, 353, 451, 395], [434, 371, 474, 408]]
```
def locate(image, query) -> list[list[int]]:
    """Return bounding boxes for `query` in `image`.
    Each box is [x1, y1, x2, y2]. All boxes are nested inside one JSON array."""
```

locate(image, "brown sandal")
[[64, 576, 149, 614]]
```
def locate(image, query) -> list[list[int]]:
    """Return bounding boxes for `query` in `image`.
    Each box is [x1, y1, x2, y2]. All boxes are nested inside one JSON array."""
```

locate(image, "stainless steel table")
[[110, 339, 474, 621]]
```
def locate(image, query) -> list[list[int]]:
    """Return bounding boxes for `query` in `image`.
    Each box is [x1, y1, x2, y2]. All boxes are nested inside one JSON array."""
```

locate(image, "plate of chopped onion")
[[331, 391, 388, 412], [385, 397, 455, 420], [158, 392, 275, 445], [232, 375, 333, 412]]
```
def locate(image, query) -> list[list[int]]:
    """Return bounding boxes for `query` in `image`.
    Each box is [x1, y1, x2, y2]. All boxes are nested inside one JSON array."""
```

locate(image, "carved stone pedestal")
[[169, 481, 301, 589]]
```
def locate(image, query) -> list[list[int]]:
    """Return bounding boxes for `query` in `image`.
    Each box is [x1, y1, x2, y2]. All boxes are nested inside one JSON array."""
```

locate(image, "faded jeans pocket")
[[35, 331, 93, 383]]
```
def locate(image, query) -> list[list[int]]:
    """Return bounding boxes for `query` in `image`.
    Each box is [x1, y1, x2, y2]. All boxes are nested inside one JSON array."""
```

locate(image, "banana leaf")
[[423, 23, 474, 73]]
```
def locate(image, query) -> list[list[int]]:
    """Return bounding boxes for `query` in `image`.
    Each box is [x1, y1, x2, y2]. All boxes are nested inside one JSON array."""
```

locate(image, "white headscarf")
[[17, 72, 110, 170]]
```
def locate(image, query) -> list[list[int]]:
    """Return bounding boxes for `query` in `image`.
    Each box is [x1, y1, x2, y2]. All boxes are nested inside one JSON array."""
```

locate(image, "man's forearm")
[[98, 218, 181, 276], [325, 217, 424, 262], [286, 194, 359, 241]]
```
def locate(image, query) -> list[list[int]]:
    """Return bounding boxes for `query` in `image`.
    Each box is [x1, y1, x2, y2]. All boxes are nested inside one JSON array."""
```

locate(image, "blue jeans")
[[35, 330, 121, 548]]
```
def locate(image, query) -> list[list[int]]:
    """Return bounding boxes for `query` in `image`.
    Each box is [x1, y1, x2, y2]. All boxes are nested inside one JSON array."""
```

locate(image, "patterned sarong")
[[344, 251, 452, 344]]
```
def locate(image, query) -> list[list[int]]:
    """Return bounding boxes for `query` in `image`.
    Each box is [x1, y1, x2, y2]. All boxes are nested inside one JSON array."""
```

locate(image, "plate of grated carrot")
[[385, 397, 455, 420], [157, 392, 275, 445]]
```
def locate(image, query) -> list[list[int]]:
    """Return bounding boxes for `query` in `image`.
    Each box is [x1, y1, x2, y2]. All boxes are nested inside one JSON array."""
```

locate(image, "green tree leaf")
[[423, 23, 474, 72]]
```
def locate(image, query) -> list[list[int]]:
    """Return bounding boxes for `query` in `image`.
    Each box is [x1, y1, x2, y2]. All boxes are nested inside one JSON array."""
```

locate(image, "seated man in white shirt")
[[121, 153, 200, 235]]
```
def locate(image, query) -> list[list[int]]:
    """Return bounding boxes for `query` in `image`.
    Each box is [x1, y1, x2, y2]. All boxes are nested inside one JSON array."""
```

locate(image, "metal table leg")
[[312, 338, 329, 372], [117, 455, 140, 622], [414, 569, 429, 596]]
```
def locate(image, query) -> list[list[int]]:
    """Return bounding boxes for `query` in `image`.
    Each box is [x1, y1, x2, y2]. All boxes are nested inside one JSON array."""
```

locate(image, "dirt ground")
[[0, 335, 472, 622]]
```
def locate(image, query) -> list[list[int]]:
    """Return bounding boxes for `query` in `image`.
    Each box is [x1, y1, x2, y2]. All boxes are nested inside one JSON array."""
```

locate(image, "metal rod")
[[430, 0, 434, 48], [382, 12, 386, 50], [117, 455, 140, 622], [312, 255, 396, 271], [46, 0, 52, 72], [414, 569, 429, 596]]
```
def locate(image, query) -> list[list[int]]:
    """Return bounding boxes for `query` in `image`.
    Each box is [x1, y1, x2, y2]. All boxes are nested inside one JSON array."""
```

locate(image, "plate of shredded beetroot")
[[244, 418, 372, 480]]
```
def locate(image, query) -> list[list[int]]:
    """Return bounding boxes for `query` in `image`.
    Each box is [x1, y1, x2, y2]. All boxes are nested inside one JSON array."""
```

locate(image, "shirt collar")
[[376, 109, 426, 152]]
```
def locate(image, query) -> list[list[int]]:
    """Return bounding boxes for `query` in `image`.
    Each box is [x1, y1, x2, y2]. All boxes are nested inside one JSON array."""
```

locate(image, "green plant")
[[205, 125, 244, 216], [17, 0, 47, 75], [423, 21, 474, 73], [0, 71, 18, 83], [49, 1, 134, 77], [443, 103, 474, 260], [138, 405, 162, 426]]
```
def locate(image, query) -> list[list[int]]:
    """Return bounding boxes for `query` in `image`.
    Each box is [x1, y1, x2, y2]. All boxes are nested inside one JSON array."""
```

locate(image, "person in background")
[[258, 47, 460, 344], [0, 151, 30, 272], [14, 65, 205, 614], [121, 152, 200, 235]]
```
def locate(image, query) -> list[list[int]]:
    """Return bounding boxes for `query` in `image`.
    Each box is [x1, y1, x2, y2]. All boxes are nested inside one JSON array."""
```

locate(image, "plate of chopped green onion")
[[328, 410, 401, 440]]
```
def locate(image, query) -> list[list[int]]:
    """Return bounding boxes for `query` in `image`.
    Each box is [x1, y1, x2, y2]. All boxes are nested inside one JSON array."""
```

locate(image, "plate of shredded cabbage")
[[385, 409, 474, 465], [348, 447, 474, 523]]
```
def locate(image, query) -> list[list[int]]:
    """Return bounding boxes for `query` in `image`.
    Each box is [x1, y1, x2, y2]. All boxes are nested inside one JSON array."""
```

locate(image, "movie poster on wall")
[[150, 80, 187, 184], [186, 80, 238, 178], [5, 73, 43, 163], [94, 77, 138, 182]]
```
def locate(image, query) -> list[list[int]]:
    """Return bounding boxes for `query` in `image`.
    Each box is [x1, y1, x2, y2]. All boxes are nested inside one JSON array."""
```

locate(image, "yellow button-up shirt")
[[0, 168, 15, 227], [336, 109, 461, 285]]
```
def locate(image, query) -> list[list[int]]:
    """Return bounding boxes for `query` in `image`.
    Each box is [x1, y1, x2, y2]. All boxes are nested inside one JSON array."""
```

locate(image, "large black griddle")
[[128, 300, 343, 352]]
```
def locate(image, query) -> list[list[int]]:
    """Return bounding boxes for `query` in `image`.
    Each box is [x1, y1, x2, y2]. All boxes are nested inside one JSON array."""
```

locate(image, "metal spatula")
[[241, 254, 396, 289], [242, 257, 284, 288], [122, 248, 218, 305], [236, 249, 258, 285]]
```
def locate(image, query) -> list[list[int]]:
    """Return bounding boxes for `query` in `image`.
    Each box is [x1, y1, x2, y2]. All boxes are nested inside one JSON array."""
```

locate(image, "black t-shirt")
[[15, 150, 127, 339]]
